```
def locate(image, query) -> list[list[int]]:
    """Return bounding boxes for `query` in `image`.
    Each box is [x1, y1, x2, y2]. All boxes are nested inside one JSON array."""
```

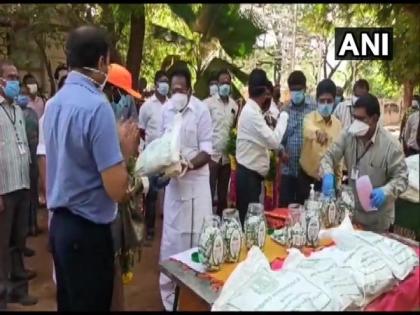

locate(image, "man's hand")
[[118, 119, 140, 162], [371, 188, 386, 208], [279, 150, 289, 164], [315, 130, 329, 146], [0, 196, 4, 213]]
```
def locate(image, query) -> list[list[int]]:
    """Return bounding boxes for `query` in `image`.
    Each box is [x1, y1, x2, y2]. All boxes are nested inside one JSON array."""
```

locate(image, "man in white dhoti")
[[159, 67, 213, 311]]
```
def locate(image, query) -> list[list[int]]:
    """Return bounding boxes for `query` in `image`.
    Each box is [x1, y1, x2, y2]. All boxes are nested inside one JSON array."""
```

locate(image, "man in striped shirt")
[[0, 60, 38, 310]]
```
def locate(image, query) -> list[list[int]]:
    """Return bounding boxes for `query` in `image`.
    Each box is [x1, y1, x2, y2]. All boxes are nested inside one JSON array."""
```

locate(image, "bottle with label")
[[198, 215, 225, 272], [289, 204, 305, 249], [221, 208, 243, 263], [320, 193, 338, 228], [244, 203, 267, 250]]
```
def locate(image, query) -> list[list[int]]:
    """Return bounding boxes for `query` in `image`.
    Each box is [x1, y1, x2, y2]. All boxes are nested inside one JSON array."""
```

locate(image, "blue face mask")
[[15, 95, 29, 108], [218, 84, 231, 97], [3, 80, 21, 100], [318, 102, 334, 117], [335, 96, 342, 105], [291, 90, 305, 106], [157, 82, 169, 96]]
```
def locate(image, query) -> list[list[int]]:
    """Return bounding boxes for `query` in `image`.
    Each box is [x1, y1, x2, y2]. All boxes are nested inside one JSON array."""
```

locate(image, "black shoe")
[[23, 247, 35, 257], [8, 294, 38, 306], [10, 269, 37, 281]]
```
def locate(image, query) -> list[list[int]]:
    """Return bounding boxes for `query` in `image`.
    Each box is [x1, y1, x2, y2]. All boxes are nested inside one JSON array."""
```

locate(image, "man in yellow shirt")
[[298, 79, 342, 202]]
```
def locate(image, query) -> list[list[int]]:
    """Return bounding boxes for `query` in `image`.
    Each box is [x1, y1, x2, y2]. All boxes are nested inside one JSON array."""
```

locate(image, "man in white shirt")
[[159, 67, 213, 311], [333, 79, 369, 130], [204, 69, 238, 215], [236, 69, 288, 225], [138, 70, 169, 240]]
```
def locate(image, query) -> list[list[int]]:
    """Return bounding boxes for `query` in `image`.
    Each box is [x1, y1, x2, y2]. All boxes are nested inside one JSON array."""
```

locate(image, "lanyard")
[[355, 141, 373, 167], [1, 104, 22, 143], [1, 104, 16, 125]]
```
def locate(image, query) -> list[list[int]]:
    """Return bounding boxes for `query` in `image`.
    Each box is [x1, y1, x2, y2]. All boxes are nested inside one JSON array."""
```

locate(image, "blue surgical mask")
[[157, 82, 169, 96], [15, 95, 29, 108], [2, 80, 21, 100], [318, 102, 334, 117], [218, 84, 231, 97], [291, 90, 305, 106], [335, 96, 342, 105]]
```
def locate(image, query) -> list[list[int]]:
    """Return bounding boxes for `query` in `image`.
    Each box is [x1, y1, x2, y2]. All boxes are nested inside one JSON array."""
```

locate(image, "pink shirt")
[[28, 96, 45, 120]]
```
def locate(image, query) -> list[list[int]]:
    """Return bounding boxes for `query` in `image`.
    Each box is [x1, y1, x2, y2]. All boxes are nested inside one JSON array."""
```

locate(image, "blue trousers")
[[49, 208, 114, 311]]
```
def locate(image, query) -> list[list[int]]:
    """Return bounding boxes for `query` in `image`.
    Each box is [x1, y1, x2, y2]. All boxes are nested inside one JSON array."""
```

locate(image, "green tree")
[[149, 4, 264, 99]]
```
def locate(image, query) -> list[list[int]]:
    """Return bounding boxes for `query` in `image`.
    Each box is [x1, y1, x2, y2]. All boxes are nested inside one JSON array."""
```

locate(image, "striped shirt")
[[281, 96, 317, 178], [0, 98, 30, 194]]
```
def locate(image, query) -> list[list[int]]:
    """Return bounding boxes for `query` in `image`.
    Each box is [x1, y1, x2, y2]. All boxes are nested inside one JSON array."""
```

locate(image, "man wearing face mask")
[[400, 95, 419, 147], [333, 79, 369, 130], [298, 79, 342, 201], [236, 69, 288, 225], [279, 71, 316, 207], [43, 26, 140, 311], [321, 94, 408, 233], [204, 69, 238, 215], [0, 60, 38, 309], [103, 63, 139, 122], [138, 70, 169, 241], [159, 66, 213, 311], [22, 74, 45, 120], [207, 74, 218, 98]]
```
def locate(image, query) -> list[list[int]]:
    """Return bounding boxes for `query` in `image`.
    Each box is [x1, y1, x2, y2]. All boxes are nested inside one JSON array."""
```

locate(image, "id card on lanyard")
[[1, 104, 26, 155], [351, 141, 373, 180]]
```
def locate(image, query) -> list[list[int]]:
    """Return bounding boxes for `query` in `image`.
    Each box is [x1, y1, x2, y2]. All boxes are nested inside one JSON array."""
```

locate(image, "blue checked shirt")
[[281, 96, 316, 178]]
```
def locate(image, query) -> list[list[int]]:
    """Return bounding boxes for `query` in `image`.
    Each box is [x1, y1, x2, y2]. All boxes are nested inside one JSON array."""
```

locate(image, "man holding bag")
[[159, 66, 213, 311]]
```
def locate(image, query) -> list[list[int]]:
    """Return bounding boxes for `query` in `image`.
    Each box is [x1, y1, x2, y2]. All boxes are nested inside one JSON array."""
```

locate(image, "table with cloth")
[[160, 232, 419, 311]]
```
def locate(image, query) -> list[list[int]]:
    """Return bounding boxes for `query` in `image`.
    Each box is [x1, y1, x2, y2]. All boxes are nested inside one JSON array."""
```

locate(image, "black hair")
[[65, 26, 110, 69], [217, 69, 231, 81], [248, 68, 270, 98], [154, 70, 168, 84], [287, 70, 306, 88], [354, 93, 380, 117], [267, 81, 274, 93], [208, 71, 218, 85], [316, 79, 337, 99], [22, 73, 36, 85], [54, 64, 68, 80], [57, 74, 67, 90], [0, 60, 14, 77], [353, 79, 370, 92], [170, 66, 192, 89]]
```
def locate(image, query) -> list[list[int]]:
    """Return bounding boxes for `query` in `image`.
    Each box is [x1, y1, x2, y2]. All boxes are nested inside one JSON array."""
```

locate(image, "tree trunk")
[[403, 80, 414, 109], [34, 36, 56, 97], [126, 5, 145, 90]]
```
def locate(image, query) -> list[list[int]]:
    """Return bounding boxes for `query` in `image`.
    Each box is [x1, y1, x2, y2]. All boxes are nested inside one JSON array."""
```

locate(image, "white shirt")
[[204, 94, 238, 165], [138, 94, 167, 146], [236, 99, 288, 177], [333, 99, 354, 130], [36, 99, 52, 156], [161, 95, 213, 178], [268, 100, 280, 120]]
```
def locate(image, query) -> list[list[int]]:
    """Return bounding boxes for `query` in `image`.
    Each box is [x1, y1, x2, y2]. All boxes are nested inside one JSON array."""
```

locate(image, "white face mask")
[[83, 67, 108, 91], [27, 84, 38, 95], [348, 119, 370, 137], [352, 95, 359, 105], [171, 93, 188, 111], [209, 84, 218, 96]]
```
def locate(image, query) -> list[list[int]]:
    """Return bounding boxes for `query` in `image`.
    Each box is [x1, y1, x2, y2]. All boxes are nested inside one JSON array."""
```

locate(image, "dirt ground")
[[8, 208, 164, 311]]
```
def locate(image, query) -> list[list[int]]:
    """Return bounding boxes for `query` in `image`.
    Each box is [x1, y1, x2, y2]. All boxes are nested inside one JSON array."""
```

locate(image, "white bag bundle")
[[212, 247, 344, 311], [135, 113, 183, 176]]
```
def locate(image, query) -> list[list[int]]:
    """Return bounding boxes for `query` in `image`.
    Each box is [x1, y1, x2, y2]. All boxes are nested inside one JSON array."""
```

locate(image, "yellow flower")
[[232, 128, 237, 136], [122, 272, 134, 284]]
